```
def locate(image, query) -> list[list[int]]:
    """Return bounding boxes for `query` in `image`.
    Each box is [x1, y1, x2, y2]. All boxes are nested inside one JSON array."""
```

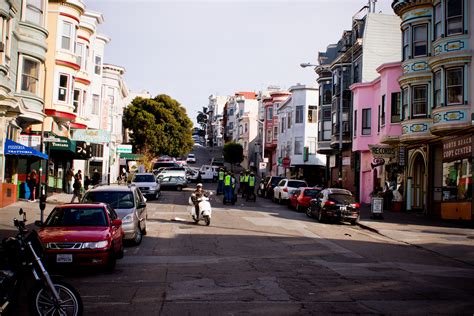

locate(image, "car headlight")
[[122, 214, 134, 224], [82, 240, 109, 249]]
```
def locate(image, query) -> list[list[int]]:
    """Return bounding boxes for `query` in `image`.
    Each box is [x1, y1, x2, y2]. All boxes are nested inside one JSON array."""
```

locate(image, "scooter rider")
[[192, 183, 208, 218]]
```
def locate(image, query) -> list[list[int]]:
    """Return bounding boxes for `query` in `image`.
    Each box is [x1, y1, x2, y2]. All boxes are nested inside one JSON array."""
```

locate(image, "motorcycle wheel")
[[204, 215, 211, 226], [29, 280, 83, 316], [193, 216, 199, 223]]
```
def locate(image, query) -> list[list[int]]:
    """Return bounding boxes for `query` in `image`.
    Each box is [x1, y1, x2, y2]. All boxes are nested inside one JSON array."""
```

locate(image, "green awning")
[[119, 153, 143, 160], [49, 136, 76, 153]]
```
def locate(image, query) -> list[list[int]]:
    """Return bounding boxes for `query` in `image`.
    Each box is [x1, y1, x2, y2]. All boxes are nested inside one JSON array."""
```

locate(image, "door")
[[412, 154, 425, 210]]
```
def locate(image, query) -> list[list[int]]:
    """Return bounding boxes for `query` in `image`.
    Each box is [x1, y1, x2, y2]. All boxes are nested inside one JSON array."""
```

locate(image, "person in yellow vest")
[[223, 172, 233, 203], [217, 168, 225, 195], [247, 172, 256, 201], [231, 172, 237, 204], [242, 170, 250, 198], [238, 171, 245, 195]]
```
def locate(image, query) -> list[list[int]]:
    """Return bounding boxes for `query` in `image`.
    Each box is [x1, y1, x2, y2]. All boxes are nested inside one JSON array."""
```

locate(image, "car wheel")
[[133, 225, 142, 245], [116, 241, 124, 259], [306, 207, 312, 218], [106, 247, 117, 271], [176, 185, 183, 191], [155, 191, 160, 200]]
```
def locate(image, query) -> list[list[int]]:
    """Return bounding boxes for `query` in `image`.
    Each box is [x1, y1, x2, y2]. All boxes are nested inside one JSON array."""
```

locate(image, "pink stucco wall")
[[351, 62, 402, 204]]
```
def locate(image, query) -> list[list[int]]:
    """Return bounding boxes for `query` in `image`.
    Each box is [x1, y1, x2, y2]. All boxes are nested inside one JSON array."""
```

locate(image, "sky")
[[85, 0, 395, 126]]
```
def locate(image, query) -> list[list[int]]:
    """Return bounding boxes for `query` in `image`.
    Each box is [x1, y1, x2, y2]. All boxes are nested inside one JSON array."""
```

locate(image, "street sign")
[[117, 144, 132, 154], [43, 136, 60, 142], [282, 157, 291, 168]]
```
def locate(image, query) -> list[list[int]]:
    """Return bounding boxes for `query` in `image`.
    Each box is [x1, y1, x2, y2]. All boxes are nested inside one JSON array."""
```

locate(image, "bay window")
[[73, 89, 81, 113], [434, 3, 442, 40], [25, 0, 43, 25], [391, 92, 401, 123], [21, 57, 40, 94], [58, 74, 69, 102], [61, 21, 73, 50], [402, 28, 409, 60], [446, 67, 463, 105], [412, 24, 428, 58], [446, 0, 463, 36], [75, 43, 85, 69], [412, 85, 428, 117]]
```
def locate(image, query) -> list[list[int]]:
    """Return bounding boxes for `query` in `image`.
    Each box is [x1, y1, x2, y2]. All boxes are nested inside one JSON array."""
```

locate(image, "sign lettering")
[[442, 135, 472, 162]]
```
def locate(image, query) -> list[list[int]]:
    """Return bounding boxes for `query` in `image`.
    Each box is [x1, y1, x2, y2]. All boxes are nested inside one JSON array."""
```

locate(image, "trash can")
[[370, 197, 384, 219]]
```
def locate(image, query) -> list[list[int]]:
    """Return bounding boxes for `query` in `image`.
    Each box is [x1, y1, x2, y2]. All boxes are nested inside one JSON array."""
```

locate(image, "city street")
[[53, 188, 474, 315]]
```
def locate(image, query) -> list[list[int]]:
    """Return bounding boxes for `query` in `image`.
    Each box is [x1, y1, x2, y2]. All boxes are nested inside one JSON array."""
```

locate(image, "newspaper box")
[[370, 197, 384, 219]]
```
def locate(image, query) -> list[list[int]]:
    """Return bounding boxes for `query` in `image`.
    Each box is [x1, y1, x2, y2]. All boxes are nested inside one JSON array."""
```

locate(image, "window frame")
[[361, 108, 371, 135], [446, 0, 464, 36], [402, 28, 410, 61], [434, 70, 442, 108], [412, 24, 428, 58], [411, 85, 428, 117], [61, 21, 74, 51], [381, 95, 386, 127], [354, 110, 357, 136], [57, 73, 70, 103], [20, 56, 40, 95], [445, 67, 463, 106], [24, 0, 44, 26], [434, 3, 442, 40], [92, 94, 100, 115], [94, 54, 102, 75], [295, 105, 304, 124], [267, 107, 273, 120], [391, 92, 401, 123], [308, 105, 317, 123], [402, 87, 409, 120]]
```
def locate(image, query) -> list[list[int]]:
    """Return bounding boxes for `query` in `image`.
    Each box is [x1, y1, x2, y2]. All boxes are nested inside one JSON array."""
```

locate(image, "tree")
[[223, 142, 243, 170], [123, 94, 194, 158]]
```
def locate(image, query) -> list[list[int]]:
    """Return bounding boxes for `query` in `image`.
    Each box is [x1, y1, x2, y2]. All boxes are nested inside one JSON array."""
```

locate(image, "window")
[[412, 85, 428, 117], [320, 108, 331, 141], [402, 28, 409, 60], [92, 94, 100, 115], [75, 43, 84, 69], [61, 21, 73, 50], [273, 126, 278, 137], [228, 122, 233, 129], [446, 0, 463, 36], [391, 92, 401, 123], [402, 88, 409, 120], [107, 87, 115, 105], [25, 0, 43, 25], [21, 58, 39, 94], [267, 107, 273, 120], [267, 129, 272, 143], [413, 24, 428, 57], [73, 89, 81, 113], [94, 55, 102, 75], [4, 18, 11, 64], [354, 110, 357, 135], [308, 138, 316, 154], [322, 83, 332, 104], [295, 106, 304, 124], [281, 116, 285, 132], [434, 3, 442, 40], [58, 74, 69, 102], [353, 61, 360, 83], [332, 111, 337, 134], [434, 71, 442, 108], [381, 95, 386, 126], [294, 137, 303, 155], [377, 105, 381, 133], [244, 123, 248, 133], [308, 106, 317, 123], [82, 91, 87, 114], [362, 108, 371, 135], [229, 108, 234, 116], [446, 67, 463, 105], [238, 125, 243, 135], [287, 112, 292, 129]]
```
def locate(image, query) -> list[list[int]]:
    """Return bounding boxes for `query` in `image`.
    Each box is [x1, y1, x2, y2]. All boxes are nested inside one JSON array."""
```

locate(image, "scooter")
[[0, 209, 83, 315], [189, 193, 213, 226]]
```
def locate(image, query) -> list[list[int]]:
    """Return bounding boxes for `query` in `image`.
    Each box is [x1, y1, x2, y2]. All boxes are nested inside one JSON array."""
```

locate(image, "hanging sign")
[[368, 144, 396, 159], [71, 129, 111, 143]]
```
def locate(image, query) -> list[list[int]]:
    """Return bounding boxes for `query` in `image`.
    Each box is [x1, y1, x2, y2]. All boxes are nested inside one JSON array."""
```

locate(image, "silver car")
[[82, 185, 147, 245], [132, 173, 160, 200]]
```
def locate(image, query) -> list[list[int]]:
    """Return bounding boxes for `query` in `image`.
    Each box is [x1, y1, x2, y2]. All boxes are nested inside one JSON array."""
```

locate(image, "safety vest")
[[218, 171, 225, 181], [244, 175, 249, 183], [249, 176, 255, 187], [239, 175, 244, 182], [224, 175, 231, 186]]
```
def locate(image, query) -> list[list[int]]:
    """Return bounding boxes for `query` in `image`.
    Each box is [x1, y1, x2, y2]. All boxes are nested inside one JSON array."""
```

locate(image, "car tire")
[[117, 241, 124, 259], [155, 191, 160, 200], [306, 207, 312, 218], [133, 225, 142, 245], [106, 248, 117, 271], [176, 185, 183, 191]]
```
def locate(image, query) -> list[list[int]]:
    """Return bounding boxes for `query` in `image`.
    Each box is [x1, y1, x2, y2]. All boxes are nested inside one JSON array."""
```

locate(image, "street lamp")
[[300, 62, 318, 68]]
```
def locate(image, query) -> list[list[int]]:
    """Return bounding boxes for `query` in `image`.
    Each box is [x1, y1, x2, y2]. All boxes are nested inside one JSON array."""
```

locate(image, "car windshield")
[[271, 177, 283, 185], [288, 181, 307, 188], [329, 193, 355, 204], [133, 175, 155, 182], [83, 191, 135, 209], [45, 207, 107, 227], [304, 189, 320, 197]]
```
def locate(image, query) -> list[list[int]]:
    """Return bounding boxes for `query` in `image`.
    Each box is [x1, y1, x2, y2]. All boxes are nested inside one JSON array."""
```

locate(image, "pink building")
[[351, 62, 402, 204]]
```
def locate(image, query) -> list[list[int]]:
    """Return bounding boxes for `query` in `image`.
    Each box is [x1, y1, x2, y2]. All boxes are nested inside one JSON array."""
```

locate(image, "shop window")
[[446, 0, 463, 36], [443, 159, 472, 201], [412, 85, 427, 117], [446, 67, 463, 105], [391, 92, 401, 123]]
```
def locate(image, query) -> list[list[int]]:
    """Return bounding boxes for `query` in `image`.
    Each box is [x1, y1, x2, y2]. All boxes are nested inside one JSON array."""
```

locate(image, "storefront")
[[47, 136, 76, 193], [441, 135, 472, 220]]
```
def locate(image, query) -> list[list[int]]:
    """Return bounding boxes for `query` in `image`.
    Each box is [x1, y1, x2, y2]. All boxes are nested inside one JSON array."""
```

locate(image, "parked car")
[[289, 187, 323, 212], [37, 203, 124, 270], [152, 161, 180, 171], [308, 188, 360, 225], [198, 165, 216, 182], [156, 167, 186, 179], [159, 176, 188, 191], [258, 176, 284, 198], [186, 166, 200, 182], [186, 153, 196, 163], [132, 173, 160, 200], [273, 179, 308, 204], [82, 185, 147, 245]]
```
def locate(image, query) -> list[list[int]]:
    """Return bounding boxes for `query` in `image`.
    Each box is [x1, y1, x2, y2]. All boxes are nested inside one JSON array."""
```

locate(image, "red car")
[[289, 187, 323, 212], [37, 203, 124, 270]]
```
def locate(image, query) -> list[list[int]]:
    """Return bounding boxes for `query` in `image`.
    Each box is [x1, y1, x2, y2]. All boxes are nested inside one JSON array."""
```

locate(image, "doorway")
[[412, 153, 425, 210]]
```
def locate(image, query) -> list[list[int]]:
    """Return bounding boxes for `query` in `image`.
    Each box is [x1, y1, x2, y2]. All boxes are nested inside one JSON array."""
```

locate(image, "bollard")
[[39, 184, 46, 224]]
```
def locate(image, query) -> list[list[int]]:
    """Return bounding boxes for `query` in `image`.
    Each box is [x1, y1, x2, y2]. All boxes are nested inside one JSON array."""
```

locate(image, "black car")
[[307, 188, 360, 225], [257, 176, 284, 198]]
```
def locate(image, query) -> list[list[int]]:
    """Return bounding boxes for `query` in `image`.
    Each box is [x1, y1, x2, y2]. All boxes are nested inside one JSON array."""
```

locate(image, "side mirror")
[[34, 220, 43, 227], [112, 219, 122, 227], [138, 202, 146, 208]]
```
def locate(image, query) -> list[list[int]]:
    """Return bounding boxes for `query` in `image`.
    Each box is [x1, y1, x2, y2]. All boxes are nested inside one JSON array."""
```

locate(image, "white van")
[[199, 165, 217, 182], [157, 167, 186, 180]]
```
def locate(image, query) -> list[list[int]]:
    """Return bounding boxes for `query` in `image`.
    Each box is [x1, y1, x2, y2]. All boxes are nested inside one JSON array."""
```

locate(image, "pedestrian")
[[28, 169, 37, 201], [216, 168, 225, 195], [84, 176, 91, 191], [92, 168, 100, 186], [238, 171, 245, 196], [223, 172, 232, 203], [241, 170, 249, 198], [71, 172, 83, 203], [66, 168, 74, 194], [247, 172, 256, 201]]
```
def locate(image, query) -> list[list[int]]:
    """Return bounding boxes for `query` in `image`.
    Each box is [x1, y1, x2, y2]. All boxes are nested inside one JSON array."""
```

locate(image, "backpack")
[[73, 180, 81, 189]]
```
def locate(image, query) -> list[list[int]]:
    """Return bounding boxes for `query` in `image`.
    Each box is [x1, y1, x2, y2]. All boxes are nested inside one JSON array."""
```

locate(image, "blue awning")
[[4, 139, 48, 160]]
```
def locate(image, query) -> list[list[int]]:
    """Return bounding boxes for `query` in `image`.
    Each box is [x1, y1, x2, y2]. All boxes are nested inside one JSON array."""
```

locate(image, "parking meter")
[[39, 184, 46, 224]]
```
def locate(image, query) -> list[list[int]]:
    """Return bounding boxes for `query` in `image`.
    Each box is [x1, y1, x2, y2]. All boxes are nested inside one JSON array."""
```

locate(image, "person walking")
[[28, 170, 37, 201], [66, 168, 74, 194], [247, 172, 256, 201], [216, 168, 225, 195], [71, 170, 83, 203], [92, 168, 101, 186]]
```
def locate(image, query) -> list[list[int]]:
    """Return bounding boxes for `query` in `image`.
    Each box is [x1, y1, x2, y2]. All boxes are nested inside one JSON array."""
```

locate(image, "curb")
[[356, 221, 381, 235]]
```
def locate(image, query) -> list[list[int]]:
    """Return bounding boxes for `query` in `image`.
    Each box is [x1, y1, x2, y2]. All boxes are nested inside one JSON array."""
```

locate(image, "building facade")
[[392, 0, 473, 219]]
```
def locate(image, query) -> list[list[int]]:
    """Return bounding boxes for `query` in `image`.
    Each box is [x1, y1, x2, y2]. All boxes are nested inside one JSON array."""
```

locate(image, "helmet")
[[196, 183, 203, 188]]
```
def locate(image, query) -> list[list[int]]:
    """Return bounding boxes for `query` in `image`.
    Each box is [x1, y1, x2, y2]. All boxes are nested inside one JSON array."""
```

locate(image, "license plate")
[[56, 254, 73, 263], [340, 206, 347, 211]]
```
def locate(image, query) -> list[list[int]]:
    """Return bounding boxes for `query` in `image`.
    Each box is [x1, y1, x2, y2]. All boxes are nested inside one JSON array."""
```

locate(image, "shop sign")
[[442, 135, 472, 162], [342, 156, 351, 166], [19, 135, 41, 151], [368, 144, 396, 159], [371, 158, 385, 169], [50, 136, 76, 152], [398, 146, 406, 166], [329, 155, 336, 168], [117, 144, 132, 154], [71, 129, 110, 143]]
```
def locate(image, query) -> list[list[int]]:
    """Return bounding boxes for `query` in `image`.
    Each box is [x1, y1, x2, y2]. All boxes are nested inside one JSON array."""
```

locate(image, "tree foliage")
[[223, 142, 243, 165], [123, 94, 194, 158]]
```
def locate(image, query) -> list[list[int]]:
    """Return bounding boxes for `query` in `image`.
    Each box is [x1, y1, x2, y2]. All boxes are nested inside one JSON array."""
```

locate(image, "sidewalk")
[[358, 204, 474, 266]]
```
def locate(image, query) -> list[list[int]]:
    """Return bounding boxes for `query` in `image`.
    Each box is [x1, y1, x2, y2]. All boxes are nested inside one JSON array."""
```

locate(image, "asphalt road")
[[52, 183, 474, 315]]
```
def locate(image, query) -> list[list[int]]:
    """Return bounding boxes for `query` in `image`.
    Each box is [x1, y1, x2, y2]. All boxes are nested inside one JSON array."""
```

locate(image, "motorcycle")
[[189, 192, 213, 226], [0, 209, 83, 315]]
